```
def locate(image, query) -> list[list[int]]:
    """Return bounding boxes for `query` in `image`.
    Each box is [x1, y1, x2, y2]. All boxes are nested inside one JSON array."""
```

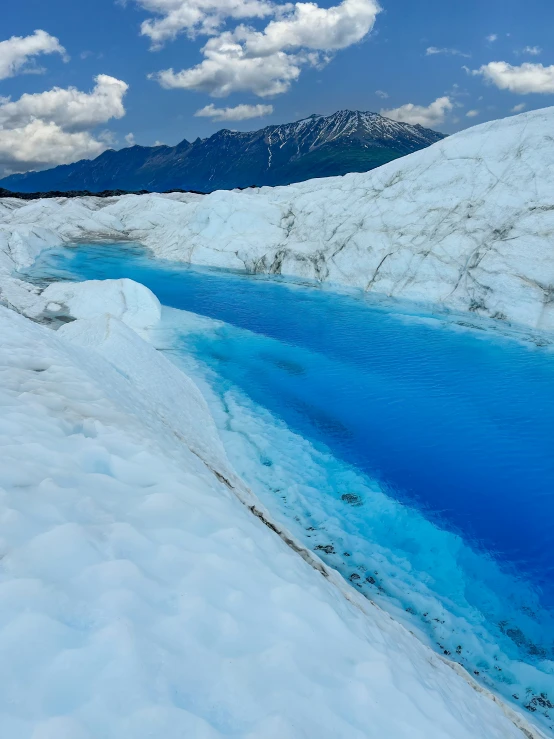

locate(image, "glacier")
[[1, 305, 543, 738], [1, 107, 554, 331], [0, 107, 553, 738]]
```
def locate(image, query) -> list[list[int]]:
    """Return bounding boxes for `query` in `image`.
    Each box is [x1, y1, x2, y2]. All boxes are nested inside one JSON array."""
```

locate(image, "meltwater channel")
[[23, 243, 554, 727]]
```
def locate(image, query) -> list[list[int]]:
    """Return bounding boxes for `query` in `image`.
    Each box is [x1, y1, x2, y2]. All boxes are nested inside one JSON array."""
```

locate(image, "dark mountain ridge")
[[0, 110, 445, 194], [0, 187, 198, 200]]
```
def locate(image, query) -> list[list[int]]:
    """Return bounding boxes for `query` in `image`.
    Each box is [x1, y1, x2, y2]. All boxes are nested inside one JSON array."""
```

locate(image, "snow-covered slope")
[[1, 107, 554, 331], [0, 301, 543, 738]]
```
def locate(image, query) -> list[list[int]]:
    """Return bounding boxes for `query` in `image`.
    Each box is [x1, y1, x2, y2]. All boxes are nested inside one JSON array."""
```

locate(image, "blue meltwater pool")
[[23, 242, 554, 728]]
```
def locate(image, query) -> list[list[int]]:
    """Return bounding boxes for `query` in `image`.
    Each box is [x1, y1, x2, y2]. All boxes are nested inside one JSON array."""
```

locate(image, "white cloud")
[[0, 75, 128, 131], [154, 37, 304, 96], [375, 89, 388, 98], [135, 0, 275, 48], [239, 0, 381, 56], [97, 129, 118, 146], [486, 33, 498, 43], [466, 109, 479, 117], [195, 102, 273, 120], [470, 61, 554, 94], [125, 132, 136, 145], [0, 123, 108, 175], [380, 96, 453, 128], [0, 75, 129, 174], [150, 0, 380, 96], [0, 30, 67, 80], [521, 45, 542, 56], [511, 102, 526, 113], [426, 46, 470, 58]]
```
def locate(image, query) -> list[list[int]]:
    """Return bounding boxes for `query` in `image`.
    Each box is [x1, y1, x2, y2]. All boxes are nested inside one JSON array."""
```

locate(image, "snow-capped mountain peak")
[[0, 109, 444, 194]]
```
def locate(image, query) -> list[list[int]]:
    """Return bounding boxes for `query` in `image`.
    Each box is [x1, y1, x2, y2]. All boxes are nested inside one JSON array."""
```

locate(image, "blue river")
[[23, 242, 554, 728]]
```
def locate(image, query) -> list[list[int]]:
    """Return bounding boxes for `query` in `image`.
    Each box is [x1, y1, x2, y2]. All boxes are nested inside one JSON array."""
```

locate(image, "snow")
[[1, 107, 554, 330], [58, 314, 229, 476], [40, 279, 161, 336], [0, 303, 544, 738], [0, 276, 161, 338]]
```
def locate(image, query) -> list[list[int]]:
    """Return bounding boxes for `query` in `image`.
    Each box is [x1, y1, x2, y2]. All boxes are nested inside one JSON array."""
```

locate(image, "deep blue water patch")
[[23, 242, 554, 726]]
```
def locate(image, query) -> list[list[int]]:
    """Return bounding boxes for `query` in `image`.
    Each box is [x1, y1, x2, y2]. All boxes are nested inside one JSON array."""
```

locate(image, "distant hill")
[[0, 110, 445, 194]]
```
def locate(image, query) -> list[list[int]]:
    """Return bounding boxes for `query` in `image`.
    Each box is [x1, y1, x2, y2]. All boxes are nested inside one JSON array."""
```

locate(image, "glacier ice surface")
[[0, 304, 541, 738], [0, 108, 553, 737]]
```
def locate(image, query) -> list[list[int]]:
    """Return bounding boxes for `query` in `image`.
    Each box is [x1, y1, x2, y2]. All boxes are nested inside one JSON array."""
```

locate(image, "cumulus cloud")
[[466, 109, 479, 117], [380, 96, 453, 128], [511, 102, 526, 113], [155, 37, 304, 96], [426, 46, 470, 58], [136, 0, 275, 47], [375, 89, 388, 98], [486, 33, 497, 43], [150, 0, 380, 96], [0, 75, 129, 174], [0, 124, 109, 175], [195, 102, 273, 120], [125, 132, 136, 145], [470, 61, 554, 94], [0, 30, 67, 80], [0, 75, 128, 131], [239, 0, 380, 56]]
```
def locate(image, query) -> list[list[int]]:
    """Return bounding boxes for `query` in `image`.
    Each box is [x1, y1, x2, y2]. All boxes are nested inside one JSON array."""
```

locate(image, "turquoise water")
[[23, 243, 554, 727]]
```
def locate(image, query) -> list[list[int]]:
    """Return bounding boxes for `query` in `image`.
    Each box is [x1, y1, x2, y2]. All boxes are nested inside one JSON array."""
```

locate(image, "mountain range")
[[0, 110, 445, 194]]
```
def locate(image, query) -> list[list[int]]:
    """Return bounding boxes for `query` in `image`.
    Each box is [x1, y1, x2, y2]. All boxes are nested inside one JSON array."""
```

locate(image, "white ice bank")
[[0, 301, 545, 738]]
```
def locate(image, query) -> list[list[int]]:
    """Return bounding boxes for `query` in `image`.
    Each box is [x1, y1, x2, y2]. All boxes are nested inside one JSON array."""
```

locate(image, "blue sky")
[[1, 0, 553, 174]]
